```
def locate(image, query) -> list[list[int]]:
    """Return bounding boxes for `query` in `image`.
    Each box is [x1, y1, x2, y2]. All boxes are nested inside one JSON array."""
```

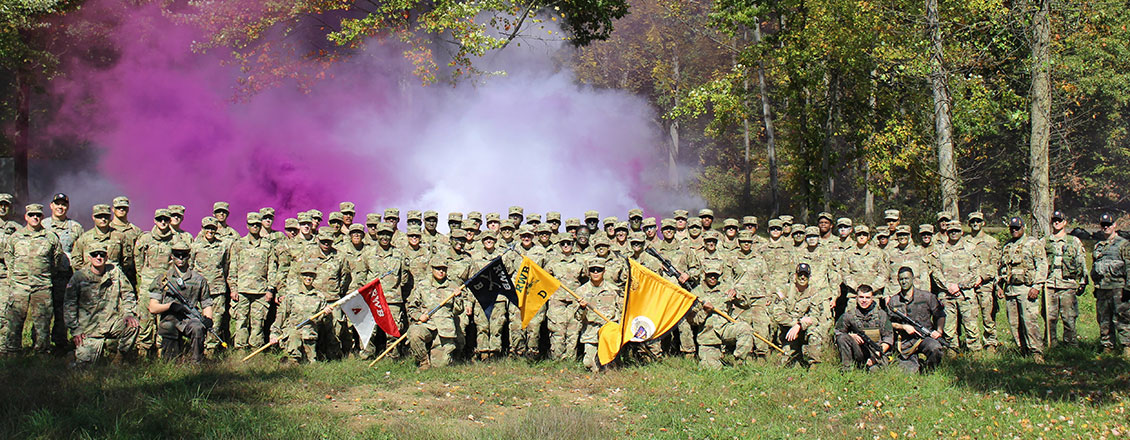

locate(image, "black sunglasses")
[[588, 267, 605, 273], [89, 251, 108, 258]]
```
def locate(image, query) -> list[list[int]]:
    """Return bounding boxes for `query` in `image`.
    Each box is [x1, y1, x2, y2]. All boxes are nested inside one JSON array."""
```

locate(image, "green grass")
[[1, 292, 1127, 439]]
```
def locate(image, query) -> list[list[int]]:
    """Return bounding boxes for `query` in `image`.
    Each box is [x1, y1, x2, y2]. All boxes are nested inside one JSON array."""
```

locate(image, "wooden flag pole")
[[705, 301, 786, 355], [369, 284, 467, 367], [561, 285, 613, 323], [241, 289, 364, 362]]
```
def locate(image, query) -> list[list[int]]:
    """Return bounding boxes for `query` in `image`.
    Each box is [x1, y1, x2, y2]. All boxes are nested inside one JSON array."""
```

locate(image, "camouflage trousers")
[[2, 285, 52, 354], [1094, 288, 1130, 349], [775, 324, 825, 367], [408, 325, 455, 367], [231, 293, 271, 350], [316, 309, 352, 360], [508, 302, 545, 356], [0, 278, 8, 338], [470, 300, 507, 355], [697, 321, 753, 369], [206, 294, 230, 350], [1046, 287, 1079, 345], [941, 291, 983, 351], [546, 299, 580, 360], [362, 302, 407, 359], [673, 317, 696, 355], [283, 324, 318, 363], [734, 299, 774, 357], [1002, 286, 1044, 355], [835, 333, 884, 371], [974, 283, 1000, 347], [581, 342, 603, 372], [896, 337, 943, 373], [74, 319, 139, 365]]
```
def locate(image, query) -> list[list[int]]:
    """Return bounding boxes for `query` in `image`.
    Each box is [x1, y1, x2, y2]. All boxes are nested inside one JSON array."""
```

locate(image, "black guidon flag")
[[467, 257, 519, 318]]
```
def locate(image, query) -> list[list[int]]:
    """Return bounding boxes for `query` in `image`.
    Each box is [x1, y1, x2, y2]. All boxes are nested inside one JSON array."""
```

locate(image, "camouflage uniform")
[[506, 231, 547, 356], [191, 219, 231, 350], [408, 257, 460, 368], [964, 215, 1001, 347], [470, 235, 511, 356], [1091, 226, 1130, 351], [1044, 230, 1087, 345], [228, 215, 277, 350], [887, 242, 931, 294], [997, 225, 1047, 356], [43, 212, 85, 349], [132, 219, 177, 354], [690, 264, 753, 368], [354, 226, 409, 359], [305, 229, 351, 359], [760, 235, 795, 287], [730, 231, 773, 356], [147, 264, 213, 362], [544, 235, 585, 360], [931, 231, 983, 351], [771, 276, 827, 366], [71, 223, 127, 272], [839, 226, 891, 302], [576, 271, 621, 372], [1, 215, 64, 354], [110, 196, 142, 286], [64, 257, 138, 365], [271, 263, 326, 363]]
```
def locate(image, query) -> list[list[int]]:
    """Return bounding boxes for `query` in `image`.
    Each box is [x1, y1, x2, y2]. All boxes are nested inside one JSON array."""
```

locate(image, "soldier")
[[506, 227, 544, 356], [833, 218, 854, 252], [525, 213, 541, 227], [888, 225, 930, 293], [468, 211, 484, 231], [887, 266, 945, 373], [385, 208, 407, 248], [1, 204, 64, 355], [564, 217, 581, 237], [654, 219, 681, 254], [260, 207, 286, 246], [0, 193, 20, 235], [71, 204, 126, 272], [43, 194, 83, 351], [790, 226, 838, 349], [470, 230, 509, 359], [771, 263, 825, 367], [283, 218, 298, 239], [576, 257, 621, 372], [574, 228, 591, 254], [534, 224, 554, 256], [407, 210, 425, 231], [446, 212, 464, 242], [327, 212, 346, 243], [340, 202, 357, 233], [191, 217, 231, 352], [790, 224, 807, 250], [996, 217, 1047, 362], [147, 239, 213, 363], [742, 216, 766, 249], [307, 209, 323, 230], [935, 212, 953, 244], [340, 224, 367, 274], [64, 242, 139, 366], [584, 210, 600, 235], [168, 205, 193, 244], [932, 221, 983, 352], [874, 229, 891, 252], [761, 219, 794, 286], [602, 216, 618, 240], [209, 202, 240, 243], [408, 256, 461, 369], [132, 208, 177, 357], [779, 215, 794, 236], [1091, 213, 1130, 355], [611, 222, 631, 255], [1044, 211, 1087, 346], [508, 206, 524, 228], [422, 210, 443, 248], [403, 226, 430, 290], [228, 212, 276, 351], [307, 228, 351, 358], [545, 233, 584, 360], [642, 217, 658, 244], [917, 224, 936, 252], [838, 225, 890, 315], [362, 213, 382, 245], [354, 223, 408, 359], [696, 231, 734, 280], [690, 262, 753, 368], [816, 212, 834, 241], [626, 209, 643, 233], [109, 196, 142, 283], [586, 234, 626, 289], [273, 213, 317, 295], [672, 210, 689, 240], [719, 219, 741, 251], [269, 263, 327, 363], [498, 220, 517, 247], [731, 230, 772, 357], [834, 285, 892, 372], [883, 209, 901, 235]]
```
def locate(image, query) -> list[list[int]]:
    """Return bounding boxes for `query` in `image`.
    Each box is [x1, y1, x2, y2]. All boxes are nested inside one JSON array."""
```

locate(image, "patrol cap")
[[565, 218, 581, 228], [517, 225, 535, 237], [449, 229, 468, 240], [297, 213, 313, 224], [299, 262, 319, 275], [112, 196, 130, 208], [1100, 213, 1115, 225], [738, 230, 755, 242], [406, 226, 423, 236], [349, 223, 365, 234], [614, 221, 629, 232], [587, 257, 607, 269], [883, 209, 900, 221], [703, 230, 721, 241], [170, 239, 191, 252], [603, 217, 619, 227], [742, 216, 759, 226], [703, 261, 724, 276], [640, 217, 655, 229], [365, 213, 382, 225], [429, 255, 448, 268], [779, 215, 794, 225], [968, 212, 985, 221], [768, 219, 783, 229], [0, 193, 12, 204], [936, 211, 953, 222], [480, 230, 498, 241], [947, 221, 963, 232], [1008, 217, 1024, 228], [698, 208, 714, 218], [796, 263, 812, 275], [87, 241, 109, 255], [308, 209, 323, 220], [52, 193, 68, 203], [201, 217, 219, 229], [423, 210, 439, 220], [1051, 210, 1066, 221], [875, 229, 890, 238], [316, 227, 336, 242], [673, 210, 689, 220], [592, 234, 611, 247], [836, 217, 853, 227], [213, 202, 230, 213], [804, 226, 820, 236], [687, 217, 702, 228], [536, 224, 553, 234], [463, 220, 479, 231], [384, 208, 400, 219], [407, 210, 423, 221], [328, 212, 343, 223], [376, 223, 394, 234], [895, 225, 912, 235], [448, 212, 463, 222], [508, 206, 524, 216], [584, 210, 599, 220], [722, 218, 740, 229], [628, 209, 644, 219], [546, 211, 562, 222], [526, 213, 542, 224], [660, 218, 676, 229], [254, 207, 272, 218], [628, 232, 646, 243], [918, 224, 934, 234], [854, 225, 870, 234], [169, 205, 186, 216], [817, 211, 834, 221], [339, 202, 355, 214], [466, 211, 483, 223], [283, 218, 298, 229], [92, 204, 112, 216], [246, 212, 262, 224], [791, 224, 807, 235], [555, 233, 574, 244], [154, 208, 170, 220], [500, 220, 516, 230]]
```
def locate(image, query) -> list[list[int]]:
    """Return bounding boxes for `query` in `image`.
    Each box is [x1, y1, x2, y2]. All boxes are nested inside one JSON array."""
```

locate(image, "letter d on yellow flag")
[[514, 256, 561, 328]]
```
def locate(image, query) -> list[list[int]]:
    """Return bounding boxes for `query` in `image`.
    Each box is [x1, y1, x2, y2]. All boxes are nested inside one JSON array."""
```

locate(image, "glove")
[[167, 302, 189, 317], [201, 316, 214, 330]]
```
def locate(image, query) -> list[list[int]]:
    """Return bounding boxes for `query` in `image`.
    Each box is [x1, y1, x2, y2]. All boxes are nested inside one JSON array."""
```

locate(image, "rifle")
[[855, 330, 888, 366], [165, 278, 228, 348], [887, 306, 951, 349], [645, 247, 697, 290]]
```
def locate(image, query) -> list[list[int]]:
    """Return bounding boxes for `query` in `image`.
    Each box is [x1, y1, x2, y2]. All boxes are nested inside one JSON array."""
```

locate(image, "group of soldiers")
[[1, 192, 1128, 373]]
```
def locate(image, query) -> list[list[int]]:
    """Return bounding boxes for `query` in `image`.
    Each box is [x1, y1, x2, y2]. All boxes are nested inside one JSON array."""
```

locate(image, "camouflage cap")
[[603, 216, 619, 227], [767, 219, 783, 229], [584, 210, 600, 220], [406, 226, 423, 236], [92, 204, 112, 216], [698, 208, 714, 218], [592, 234, 612, 247], [884, 209, 900, 221], [642, 217, 656, 229], [316, 227, 336, 242], [836, 217, 853, 227], [339, 202, 356, 214], [480, 230, 498, 241], [283, 218, 298, 229], [968, 211, 985, 221], [546, 211, 562, 222], [349, 223, 365, 234], [738, 230, 755, 242], [796, 263, 812, 275], [586, 256, 607, 269], [112, 196, 130, 208], [1100, 213, 1115, 225], [0, 193, 12, 204], [526, 213, 542, 224], [201, 216, 219, 229], [703, 230, 721, 241], [384, 208, 400, 219], [703, 261, 724, 275], [365, 213, 382, 225], [565, 218, 581, 228], [429, 255, 449, 268], [406, 210, 422, 221], [462, 220, 478, 231], [449, 229, 468, 240], [614, 221, 629, 231], [423, 210, 439, 220], [791, 224, 807, 235], [533, 224, 552, 235], [1007, 217, 1023, 228], [875, 229, 890, 238], [628, 208, 644, 219], [257, 207, 274, 217], [467, 211, 483, 222], [817, 212, 834, 221], [895, 225, 912, 235], [25, 203, 43, 215], [673, 210, 689, 220], [328, 212, 344, 223], [918, 224, 935, 234], [87, 241, 109, 255], [299, 262, 319, 275], [660, 218, 677, 229], [687, 217, 702, 228], [246, 212, 262, 224], [308, 209, 323, 220], [154, 208, 171, 220], [448, 212, 463, 222], [555, 233, 574, 244], [297, 213, 313, 224], [742, 216, 759, 226], [936, 211, 953, 222], [168, 205, 186, 216], [722, 218, 740, 229], [508, 206, 524, 216], [946, 221, 963, 232], [485, 212, 501, 222], [778, 215, 794, 225], [854, 225, 870, 234], [213, 201, 230, 213], [517, 225, 535, 237], [804, 226, 820, 236], [500, 220, 516, 230], [376, 223, 394, 234], [170, 239, 191, 252], [629, 232, 646, 243]]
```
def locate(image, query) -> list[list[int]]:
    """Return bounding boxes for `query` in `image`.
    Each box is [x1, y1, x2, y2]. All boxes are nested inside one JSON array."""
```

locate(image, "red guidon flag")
[[341, 278, 400, 350]]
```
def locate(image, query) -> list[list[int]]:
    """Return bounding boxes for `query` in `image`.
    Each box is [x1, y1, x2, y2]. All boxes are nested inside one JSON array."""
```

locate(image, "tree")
[[1028, 0, 1050, 236], [926, 0, 959, 220]]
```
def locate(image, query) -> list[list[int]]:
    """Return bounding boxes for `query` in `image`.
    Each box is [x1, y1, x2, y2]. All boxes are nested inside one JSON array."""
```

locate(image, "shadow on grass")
[[944, 341, 1130, 404], [0, 354, 333, 439]]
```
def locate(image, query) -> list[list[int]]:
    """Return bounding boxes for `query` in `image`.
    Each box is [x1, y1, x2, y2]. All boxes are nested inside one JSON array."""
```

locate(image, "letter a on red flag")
[[342, 278, 400, 350]]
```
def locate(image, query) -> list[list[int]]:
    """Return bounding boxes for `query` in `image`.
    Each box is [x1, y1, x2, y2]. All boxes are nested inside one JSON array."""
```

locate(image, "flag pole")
[[705, 301, 786, 355], [241, 289, 362, 362], [561, 285, 612, 323], [369, 283, 469, 367]]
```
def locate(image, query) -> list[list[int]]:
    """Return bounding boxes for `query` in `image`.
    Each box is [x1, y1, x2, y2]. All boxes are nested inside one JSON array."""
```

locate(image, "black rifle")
[[888, 306, 951, 349], [854, 330, 887, 366], [165, 278, 228, 348], [645, 247, 698, 290]]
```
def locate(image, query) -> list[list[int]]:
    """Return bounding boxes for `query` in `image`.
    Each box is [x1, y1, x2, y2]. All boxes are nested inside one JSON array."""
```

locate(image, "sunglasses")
[[27, 213, 43, 218], [172, 251, 190, 259], [94, 214, 111, 220], [588, 267, 605, 273], [89, 251, 108, 259]]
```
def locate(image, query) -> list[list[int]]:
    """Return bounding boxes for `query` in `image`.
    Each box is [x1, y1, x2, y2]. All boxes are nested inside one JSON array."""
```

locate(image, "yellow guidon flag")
[[598, 258, 697, 365], [514, 256, 562, 328]]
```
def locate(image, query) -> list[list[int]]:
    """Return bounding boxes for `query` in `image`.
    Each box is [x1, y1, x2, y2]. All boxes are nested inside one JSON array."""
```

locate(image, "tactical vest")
[[1092, 235, 1127, 290]]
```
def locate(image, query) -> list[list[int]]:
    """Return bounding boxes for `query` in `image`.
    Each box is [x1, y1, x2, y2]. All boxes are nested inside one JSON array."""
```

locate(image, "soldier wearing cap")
[[689, 261, 753, 368], [602, 216, 619, 240], [762, 219, 794, 286], [684, 218, 705, 251], [407, 210, 424, 229], [109, 197, 142, 280], [916, 224, 936, 255], [403, 226, 430, 293], [484, 213, 501, 233], [634, 231, 698, 357], [191, 216, 231, 352], [259, 207, 285, 246], [583, 210, 600, 235], [339, 224, 368, 281], [742, 216, 766, 248], [384, 208, 408, 248], [931, 221, 984, 352], [461, 220, 480, 254], [162, 205, 188, 245], [610, 221, 631, 255], [731, 230, 773, 357], [446, 212, 464, 238], [269, 262, 327, 364], [307, 209, 323, 229], [564, 218, 582, 236], [641, 217, 658, 244], [283, 218, 298, 239], [468, 230, 508, 359], [208, 202, 240, 244], [423, 210, 443, 248], [887, 265, 945, 373], [837, 225, 890, 318], [327, 212, 346, 244], [963, 212, 1000, 349], [995, 217, 1047, 361], [576, 256, 622, 372], [466, 211, 483, 230], [362, 213, 382, 246], [717, 218, 740, 251], [64, 241, 139, 366], [789, 226, 838, 351], [72, 205, 127, 272], [339, 202, 356, 229], [698, 209, 715, 231], [497, 219, 517, 247], [935, 211, 954, 244], [771, 263, 826, 366], [354, 222, 408, 359], [146, 239, 213, 362], [43, 193, 85, 260], [874, 228, 891, 252], [834, 284, 892, 372], [131, 208, 178, 356], [505, 226, 546, 356], [816, 212, 835, 241], [508, 206, 524, 226], [1, 204, 64, 355], [672, 210, 691, 241], [408, 255, 460, 369], [628, 209, 645, 232], [1091, 213, 1130, 355], [790, 224, 807, 249], [534, 223, 555, 255], [832, 218, 853, 251], [696, 231, 733, 278], [303, 227, 351, 358], [1044, 211, 1087, 346], [228, 212, 277, 351], [437, 228, 474, 355], [272, 213, 317, 297], [586, 234, 626, 288], [544, 233, 584, 360], [884, 209, 901, 234], [779, 215, 794, 236], [545, 211, 562, 233], [525, 213, 542, 228], [0, 193, 20, 236]]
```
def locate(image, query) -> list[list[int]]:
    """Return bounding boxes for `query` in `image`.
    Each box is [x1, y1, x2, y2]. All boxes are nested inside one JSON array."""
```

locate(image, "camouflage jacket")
[[931, 240, 981, 299], [576, 280, 621, 343], [4, 226, 64, 289], [840, 244, 891, 294], [64, 264, 136, 336], [998, 234, 1048, 292], [354, 244, 408, 303], [411, 276, 459, 337], [1045, 233, 1087, 289], [228, 234, 276, 295], [71, 227, 127, 272], [191, 237, 230, 296], [1092, 234, 1129, 290]]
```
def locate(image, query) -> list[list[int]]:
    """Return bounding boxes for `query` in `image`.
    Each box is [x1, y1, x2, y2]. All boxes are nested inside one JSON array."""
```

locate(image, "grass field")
[[1, 290, 1128, 439]]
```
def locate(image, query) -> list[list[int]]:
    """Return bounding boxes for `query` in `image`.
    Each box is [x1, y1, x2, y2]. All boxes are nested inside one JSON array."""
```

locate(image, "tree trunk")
[[864, 70, 878, 224], [926, 0, 960, 220], [821, 70, 838, 213], [739, 34, 752, 212], [1029, 0, 1052, 237], [754, 20, 780, 217], [14, 68, 30, 208], [801, 86, 813, 220], [668, 53, 681, 188]]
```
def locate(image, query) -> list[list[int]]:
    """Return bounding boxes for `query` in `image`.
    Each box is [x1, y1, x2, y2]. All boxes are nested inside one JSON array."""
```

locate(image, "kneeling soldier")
[[887, 266, 946, 373], [408, 256, 460, 369], [691, 262, 753, 368], [270, 263, 327, 363], [64, 242, 139, 366], [834, 285, 892, 372], [147, 240, 214, 363]]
